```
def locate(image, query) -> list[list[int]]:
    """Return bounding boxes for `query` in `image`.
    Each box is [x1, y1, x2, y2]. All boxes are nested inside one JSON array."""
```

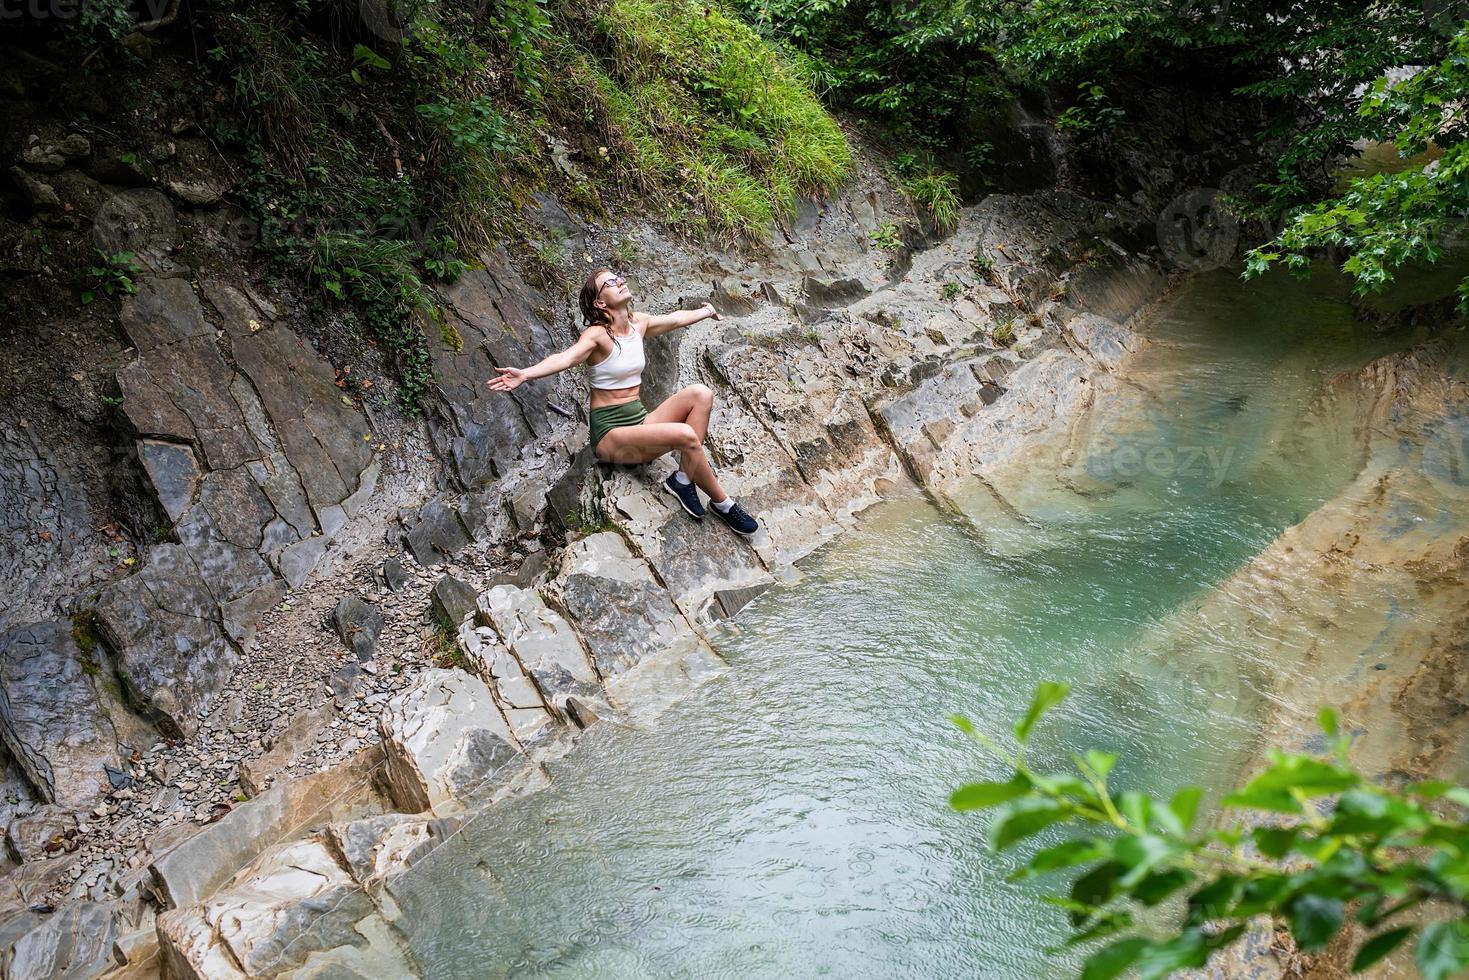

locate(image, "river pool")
[[376, 267, 1431, 978]]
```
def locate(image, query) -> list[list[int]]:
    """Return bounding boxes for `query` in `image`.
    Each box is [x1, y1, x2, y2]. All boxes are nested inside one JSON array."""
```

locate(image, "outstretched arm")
[[486, 330, 600, 392], [642, 302, 722, 339]]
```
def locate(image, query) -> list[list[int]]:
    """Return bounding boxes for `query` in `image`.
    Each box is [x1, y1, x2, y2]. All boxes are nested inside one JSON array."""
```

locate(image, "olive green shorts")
[[590, 399, 648, 452]]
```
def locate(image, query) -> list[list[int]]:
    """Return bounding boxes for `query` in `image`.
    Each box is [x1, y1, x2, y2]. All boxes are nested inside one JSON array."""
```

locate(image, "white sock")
[[673, 470, 692, 486], [712, 497, 735, 513]]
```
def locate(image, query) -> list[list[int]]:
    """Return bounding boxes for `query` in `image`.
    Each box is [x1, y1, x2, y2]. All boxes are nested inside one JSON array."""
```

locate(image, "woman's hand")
[[486, 366, 529, 392], [698, 302, 723, 322]]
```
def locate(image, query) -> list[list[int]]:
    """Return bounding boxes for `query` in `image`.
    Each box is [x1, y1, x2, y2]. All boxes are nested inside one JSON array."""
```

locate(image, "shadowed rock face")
[[93, 544, 238, 739], [0, 621, 124, 809], [64, 272, 386, 750], [430, 250, 568, 489], [0, 427, 112, 635]]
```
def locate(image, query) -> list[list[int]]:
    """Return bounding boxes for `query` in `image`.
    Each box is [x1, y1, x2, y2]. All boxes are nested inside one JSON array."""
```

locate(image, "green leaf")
[[1014, 681, 1070, 743], [1133, 868, 1192, 906], [1114, 834, 1181, 886], [1133, 929, 1212, 979], [1167, 786, 1203, 834], [1221, 784, 1303, 814], [951, 773, 1032, 811], [352, 43, 391, 69], [1065, 911, 1134, 948], [1287, 894, 1344, 951], [1081, 937, 1150, 980], [990, 798, 1069, 851], [1186, 875, 1242, 925], [1232, 874, 1293, 918], [1353, 927, 1413, 971], [950, 714, 976, 737], [1069, 861, 1123, 926], [1017, 838, 1108, 878], [1119, 791, 1152, 830], [1244, 751, 1360, 797], [1330, 789, 1426, 837], [1084, 749, 1116, 780], [1418, 921, 1469, 980], [1252, 826, 1299, 858], [1318, 706, 1338, 737]]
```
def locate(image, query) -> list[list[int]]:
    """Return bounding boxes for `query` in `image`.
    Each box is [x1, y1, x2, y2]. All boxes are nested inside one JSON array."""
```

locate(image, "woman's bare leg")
[[597, 413, 728, 503], [642, 384, 715, 439], [642, 384, 725, 500]]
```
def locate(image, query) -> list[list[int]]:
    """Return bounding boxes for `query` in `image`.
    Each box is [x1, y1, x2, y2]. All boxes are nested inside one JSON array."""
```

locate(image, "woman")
[[486, 268, 759, 535]]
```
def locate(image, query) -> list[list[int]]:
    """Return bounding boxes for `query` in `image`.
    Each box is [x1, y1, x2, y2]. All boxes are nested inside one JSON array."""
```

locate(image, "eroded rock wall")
[[0, 93, 1194, 975]]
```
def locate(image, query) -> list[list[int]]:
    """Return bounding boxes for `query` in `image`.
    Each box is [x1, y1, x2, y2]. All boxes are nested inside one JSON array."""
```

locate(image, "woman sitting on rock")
[[487, 267, 759, 535]]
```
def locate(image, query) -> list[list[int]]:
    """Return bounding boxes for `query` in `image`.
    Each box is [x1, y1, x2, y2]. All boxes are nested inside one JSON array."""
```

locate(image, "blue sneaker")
[[663, 473, 705, 519], [710, 499, 758, 536]]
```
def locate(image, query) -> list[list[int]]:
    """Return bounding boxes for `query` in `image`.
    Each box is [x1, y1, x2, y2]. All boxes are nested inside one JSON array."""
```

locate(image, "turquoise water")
[[381, 268, 1406, 978]]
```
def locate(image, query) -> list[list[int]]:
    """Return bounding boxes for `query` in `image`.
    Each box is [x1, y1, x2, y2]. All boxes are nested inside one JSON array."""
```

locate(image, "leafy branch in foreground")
[[951, 683, 1469, 979]]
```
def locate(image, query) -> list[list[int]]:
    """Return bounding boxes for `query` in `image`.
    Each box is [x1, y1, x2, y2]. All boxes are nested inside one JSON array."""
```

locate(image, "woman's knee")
[[672, 422, 701, 451], [685, 383, 714, 407]]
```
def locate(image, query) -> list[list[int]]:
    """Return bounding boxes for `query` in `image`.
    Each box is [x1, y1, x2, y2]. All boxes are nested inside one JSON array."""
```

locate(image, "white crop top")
[[588, 325, 645, 390]]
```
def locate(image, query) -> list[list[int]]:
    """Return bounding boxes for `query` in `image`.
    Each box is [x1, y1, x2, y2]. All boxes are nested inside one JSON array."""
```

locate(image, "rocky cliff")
[[0, 17, 1293, 967], [0, 153, 1186, 974]]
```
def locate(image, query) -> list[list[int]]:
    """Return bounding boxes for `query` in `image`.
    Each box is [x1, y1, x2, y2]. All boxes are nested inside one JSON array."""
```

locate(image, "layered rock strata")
[[110, 192, 1172, 977]]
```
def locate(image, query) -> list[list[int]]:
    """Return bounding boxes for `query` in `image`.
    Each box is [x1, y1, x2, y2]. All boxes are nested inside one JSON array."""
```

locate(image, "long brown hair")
[[579, 267, 615, 330]]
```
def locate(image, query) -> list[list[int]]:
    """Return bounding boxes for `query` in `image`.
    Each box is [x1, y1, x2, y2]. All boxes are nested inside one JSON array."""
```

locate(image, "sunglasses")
[[597, 274, 626, 294]]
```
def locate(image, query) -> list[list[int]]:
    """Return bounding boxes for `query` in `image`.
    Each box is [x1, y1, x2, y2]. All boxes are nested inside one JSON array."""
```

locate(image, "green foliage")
[[1245, 26, 1469, 306], [738, 0, 1464, 299], [309, 234, 437, 409], [941, 281, 962, 300], [419, 234, 468, 282], [415, 97, 519, 154], [735, 0, 1013, 158], [350, 43, 392, 84], [550, 0, 850, 241], [215, 10, 334, 168], [870, 223, 903, 251], [953, 685, 1469, 979], [427, 615, 470, 671], [81, 251, 141, 305], [71, 611, 101, 676], [1054, 82, 1125, 140], [78, 0, 139, 45], [610, 235, 639, 267], [902, 172, 961, 234], [992, 317, 1016, 348]]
